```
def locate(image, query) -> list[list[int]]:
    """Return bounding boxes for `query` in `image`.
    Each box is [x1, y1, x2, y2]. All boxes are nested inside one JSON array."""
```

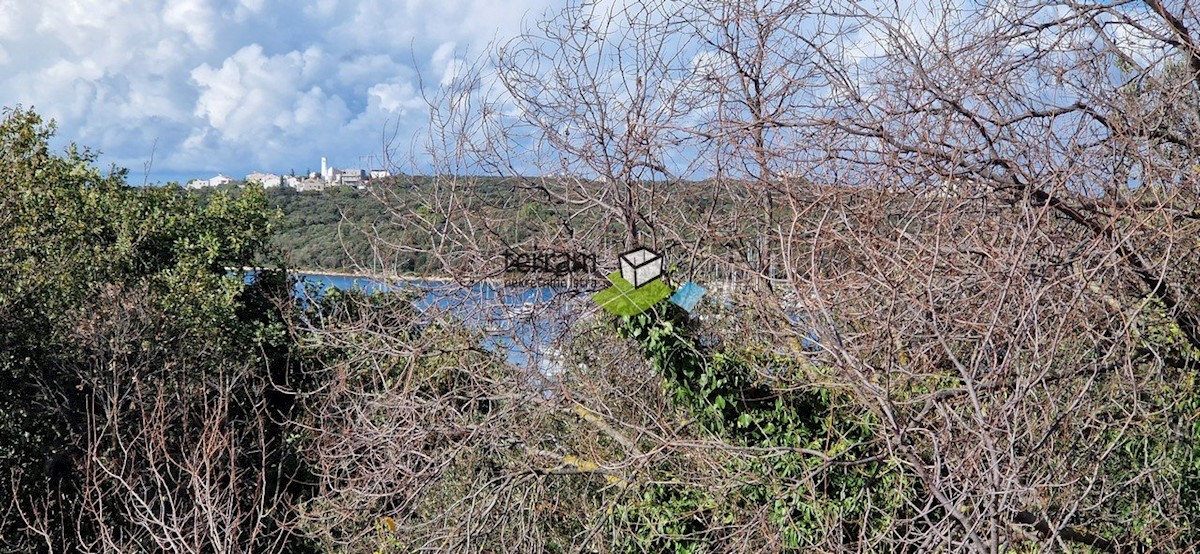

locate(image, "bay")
[[289, 271, 573, 373]]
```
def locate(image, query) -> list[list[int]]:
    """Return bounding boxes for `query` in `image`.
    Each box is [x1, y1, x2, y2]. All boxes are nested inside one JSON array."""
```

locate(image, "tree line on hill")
[[188, 177, 758, 280], [189, 183, 419, 274]]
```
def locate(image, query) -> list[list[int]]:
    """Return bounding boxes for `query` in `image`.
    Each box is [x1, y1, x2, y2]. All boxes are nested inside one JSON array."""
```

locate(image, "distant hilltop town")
[[185, 157, 392, 192]]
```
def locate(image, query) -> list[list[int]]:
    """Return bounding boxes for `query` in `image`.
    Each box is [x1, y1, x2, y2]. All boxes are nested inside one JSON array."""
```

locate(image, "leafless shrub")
[[10, 284, 301, 553], [306, 0, 1200, 551]]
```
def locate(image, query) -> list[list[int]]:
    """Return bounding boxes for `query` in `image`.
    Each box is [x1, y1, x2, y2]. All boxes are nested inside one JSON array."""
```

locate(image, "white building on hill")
[[209, 173, 235, 187], [317, 156, 377, 188], [294, 177, 328, 192], [187, 173, 235, 189], [336, 169, 366, 187], [245, 172, 282, 188]]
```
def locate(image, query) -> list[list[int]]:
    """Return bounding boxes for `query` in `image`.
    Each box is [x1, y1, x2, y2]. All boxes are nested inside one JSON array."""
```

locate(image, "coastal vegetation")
[[0, 107, 315, 552], [4, 0, 1200, 552], [188, 177, 760, 278], [191, 183, 408, 274]]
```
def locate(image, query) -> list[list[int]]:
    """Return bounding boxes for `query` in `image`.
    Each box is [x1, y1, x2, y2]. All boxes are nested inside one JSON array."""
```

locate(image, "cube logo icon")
[[619, 248, 663, 288]]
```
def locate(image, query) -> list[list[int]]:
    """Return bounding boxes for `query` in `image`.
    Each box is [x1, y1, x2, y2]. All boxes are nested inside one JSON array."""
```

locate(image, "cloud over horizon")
[[1, 0, 558, 183]]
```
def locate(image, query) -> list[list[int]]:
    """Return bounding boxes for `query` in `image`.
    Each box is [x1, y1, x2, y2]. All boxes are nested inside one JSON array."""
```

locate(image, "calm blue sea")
[[289, 272, 569, 372], [291, 272, 395, 295]]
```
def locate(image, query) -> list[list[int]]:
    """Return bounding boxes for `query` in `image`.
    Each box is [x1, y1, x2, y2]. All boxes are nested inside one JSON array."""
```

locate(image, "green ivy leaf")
[[737, 413, 752, 428]]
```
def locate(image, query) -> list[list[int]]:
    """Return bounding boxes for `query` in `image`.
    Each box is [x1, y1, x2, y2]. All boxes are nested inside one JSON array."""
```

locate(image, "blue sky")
[[0, 0, 559, 184], [1, 1, 1167, 186]]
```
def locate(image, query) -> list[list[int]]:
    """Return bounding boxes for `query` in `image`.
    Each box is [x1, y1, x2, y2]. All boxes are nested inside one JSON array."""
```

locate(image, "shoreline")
[[231, 265, 437, 280], [292, 268, 441, 281], [232, 267, 612, 289], [232, 266, 504, 286]]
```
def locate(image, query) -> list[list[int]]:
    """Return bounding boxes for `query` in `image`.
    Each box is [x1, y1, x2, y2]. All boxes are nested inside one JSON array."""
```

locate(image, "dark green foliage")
[[609, 304, 920, 551], [267, 186, 396, 271], [0, 107, 315, 553], [190, 183, 423, 273]]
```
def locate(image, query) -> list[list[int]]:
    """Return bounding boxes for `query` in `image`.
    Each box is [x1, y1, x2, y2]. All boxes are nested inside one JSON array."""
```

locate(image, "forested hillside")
[[189, 177, 753, 277], [187, 183, 404, 273]]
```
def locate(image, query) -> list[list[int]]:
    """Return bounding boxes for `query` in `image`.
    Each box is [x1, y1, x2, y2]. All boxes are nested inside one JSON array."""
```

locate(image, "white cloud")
[[162, 0, 219, 50], [192, 45, 315, 132], [369, 82, 424, 114], [431, 41, 458, 66], [0, 0, 561, 182], [233, 0, 267, 21]]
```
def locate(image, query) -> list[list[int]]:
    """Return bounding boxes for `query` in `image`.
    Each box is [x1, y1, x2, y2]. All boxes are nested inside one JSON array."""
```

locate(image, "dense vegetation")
[[185, 183, 401, 273], [0, 108, 316, 552], [6, 0, 1200, 551]]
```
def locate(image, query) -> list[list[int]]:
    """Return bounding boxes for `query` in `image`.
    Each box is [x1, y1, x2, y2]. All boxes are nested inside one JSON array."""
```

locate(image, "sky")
[[0, 0, 559, 184], [1, 1, 1167, 186]]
